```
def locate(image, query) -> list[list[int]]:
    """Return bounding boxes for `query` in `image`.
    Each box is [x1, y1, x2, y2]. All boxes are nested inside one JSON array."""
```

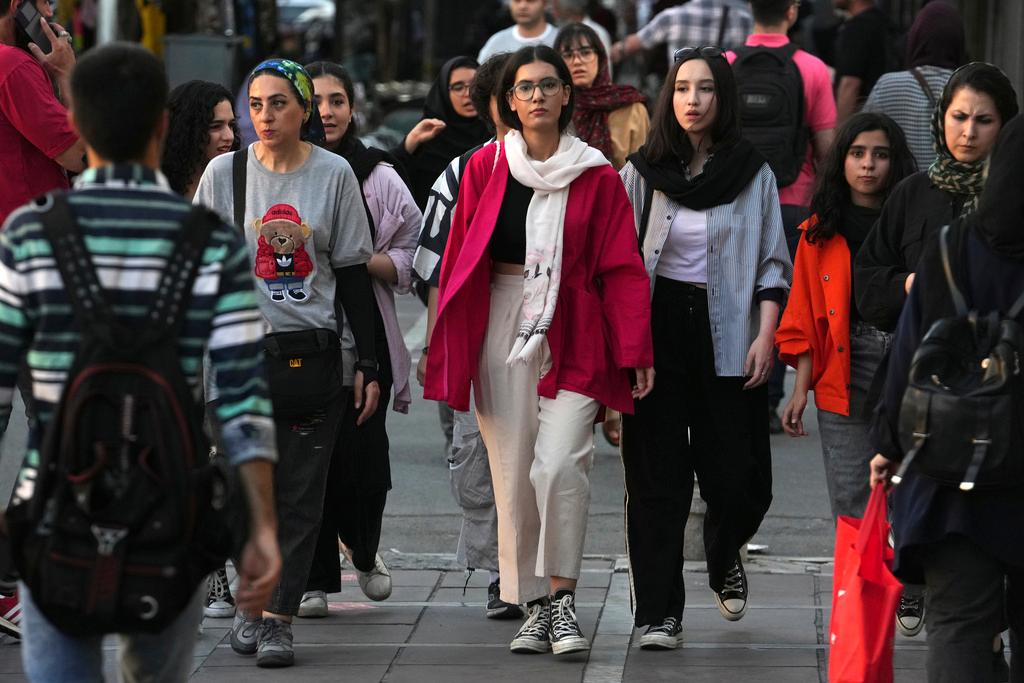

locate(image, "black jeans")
[[919, 534, 1022, 683], [307, 361, 393, 590], [621, 278, 773, 627], [767, 204, 807, 410]]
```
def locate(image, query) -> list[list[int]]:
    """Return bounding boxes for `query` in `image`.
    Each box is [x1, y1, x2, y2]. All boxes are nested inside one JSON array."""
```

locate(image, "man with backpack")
[[0, 43, 281, 681], [728, 0, 836, 432]]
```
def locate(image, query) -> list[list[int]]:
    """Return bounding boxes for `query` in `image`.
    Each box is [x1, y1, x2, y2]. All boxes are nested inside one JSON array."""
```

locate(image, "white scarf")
[[502, 130, 609, 365]]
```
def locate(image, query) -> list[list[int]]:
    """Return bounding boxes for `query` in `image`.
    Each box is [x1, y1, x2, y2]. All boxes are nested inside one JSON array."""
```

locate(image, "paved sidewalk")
[[0, 554, 936, 682]]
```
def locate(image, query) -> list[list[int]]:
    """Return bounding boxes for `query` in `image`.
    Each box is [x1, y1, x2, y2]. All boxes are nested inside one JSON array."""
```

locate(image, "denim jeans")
[[20, 583, 202, 682], [816, 322, 891, 519]]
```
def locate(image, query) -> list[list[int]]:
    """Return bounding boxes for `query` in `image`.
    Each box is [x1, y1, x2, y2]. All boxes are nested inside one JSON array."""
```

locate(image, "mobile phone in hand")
[[14, 2, 53, 55]]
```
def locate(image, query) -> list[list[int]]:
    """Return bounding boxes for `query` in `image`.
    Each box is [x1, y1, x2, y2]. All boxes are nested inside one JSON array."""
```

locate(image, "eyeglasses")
[[448, 81, 473, 93], [673, 46, 726, 62], [559, 47, 597, 63], [509, 77, 565, 101]]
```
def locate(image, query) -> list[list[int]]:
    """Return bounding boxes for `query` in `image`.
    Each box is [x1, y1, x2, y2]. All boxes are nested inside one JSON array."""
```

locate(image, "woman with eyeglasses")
[[618, 45, 791, 650], [392, 57, 491, 210], [424, 44, 654, 657]]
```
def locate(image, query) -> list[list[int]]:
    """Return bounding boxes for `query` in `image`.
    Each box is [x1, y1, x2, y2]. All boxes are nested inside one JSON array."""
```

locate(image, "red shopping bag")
[[828, 485, 904, 683]]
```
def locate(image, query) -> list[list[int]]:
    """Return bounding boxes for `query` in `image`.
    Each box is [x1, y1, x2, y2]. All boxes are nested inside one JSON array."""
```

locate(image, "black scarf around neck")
[[336, 135, 390, 184], [628, 137, 766, 211]]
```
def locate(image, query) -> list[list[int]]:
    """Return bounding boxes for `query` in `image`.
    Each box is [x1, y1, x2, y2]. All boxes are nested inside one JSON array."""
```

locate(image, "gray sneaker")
[[257, 618, 294, 668], [229, 613, 262, 655]]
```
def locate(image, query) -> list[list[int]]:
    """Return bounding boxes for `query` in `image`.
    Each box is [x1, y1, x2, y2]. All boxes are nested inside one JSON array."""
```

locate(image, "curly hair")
[[162, 81, 238, 196], [807, 112, 914, 244]]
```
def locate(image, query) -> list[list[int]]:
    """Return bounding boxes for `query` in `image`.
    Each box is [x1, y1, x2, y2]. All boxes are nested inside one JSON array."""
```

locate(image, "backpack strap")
[[716, 5, 730, 47], [637, 177, 656, 258], [1008, 281, 1024, 319], [939, 224, 969, 316], [910, 67, 937, 108], [232, 149, 247, 230]]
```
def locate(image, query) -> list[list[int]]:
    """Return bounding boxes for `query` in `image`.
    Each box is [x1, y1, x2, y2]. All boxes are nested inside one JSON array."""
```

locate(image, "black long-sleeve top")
[[853, 172, 964, 332]]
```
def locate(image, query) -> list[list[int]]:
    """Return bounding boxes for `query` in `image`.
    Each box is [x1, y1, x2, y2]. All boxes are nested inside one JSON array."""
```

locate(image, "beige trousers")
[[474, 273, 601, 604]]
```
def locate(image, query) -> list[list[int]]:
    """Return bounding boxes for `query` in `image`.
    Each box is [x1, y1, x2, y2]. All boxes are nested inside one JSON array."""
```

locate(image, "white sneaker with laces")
[[343, 546, 392, 601], [297, 590, 329, 618]]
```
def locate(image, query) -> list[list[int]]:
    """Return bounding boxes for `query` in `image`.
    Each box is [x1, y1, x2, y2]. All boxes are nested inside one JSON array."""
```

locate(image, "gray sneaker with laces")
[[229, 612, 261, 655], [510, 600, 551, 654], [550, 590, 589, 655], [257, 618, 294, 668]]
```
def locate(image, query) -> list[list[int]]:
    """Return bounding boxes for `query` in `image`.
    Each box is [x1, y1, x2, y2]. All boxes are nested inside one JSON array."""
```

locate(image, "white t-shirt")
[[478, 23, 558, 63], [654, 206, 707, 283]]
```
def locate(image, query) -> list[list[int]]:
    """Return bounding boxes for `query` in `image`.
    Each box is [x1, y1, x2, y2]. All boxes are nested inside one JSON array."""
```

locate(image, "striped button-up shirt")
[[620, 161, 792, 376]]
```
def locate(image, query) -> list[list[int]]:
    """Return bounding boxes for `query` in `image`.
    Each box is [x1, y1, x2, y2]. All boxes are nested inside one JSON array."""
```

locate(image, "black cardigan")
[[853, 172, 965, 332]]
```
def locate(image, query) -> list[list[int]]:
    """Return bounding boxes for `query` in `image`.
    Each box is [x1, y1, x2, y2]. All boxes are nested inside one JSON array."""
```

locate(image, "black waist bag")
[[263, 328, 342, 419], [6, 194, 235, 636], [894, 224, 1024, 491]]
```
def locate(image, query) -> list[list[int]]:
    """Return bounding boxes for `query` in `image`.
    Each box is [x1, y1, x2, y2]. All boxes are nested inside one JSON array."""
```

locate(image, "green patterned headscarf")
[[248, 59, 326, 145], [927, 65, 990, 217]]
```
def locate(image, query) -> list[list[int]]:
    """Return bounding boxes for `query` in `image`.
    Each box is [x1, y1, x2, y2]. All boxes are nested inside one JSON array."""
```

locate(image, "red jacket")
[[775, 215, 854, 415], [254, 236, 313, 280], [423, 143, 653, 414]]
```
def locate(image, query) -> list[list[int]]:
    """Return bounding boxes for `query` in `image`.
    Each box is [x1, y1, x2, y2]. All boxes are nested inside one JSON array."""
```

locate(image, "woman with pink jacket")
[[424, 45, 653, 657]]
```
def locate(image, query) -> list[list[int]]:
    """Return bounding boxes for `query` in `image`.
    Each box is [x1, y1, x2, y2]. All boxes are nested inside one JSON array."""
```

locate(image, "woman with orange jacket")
[[775, 113, 913, 520]]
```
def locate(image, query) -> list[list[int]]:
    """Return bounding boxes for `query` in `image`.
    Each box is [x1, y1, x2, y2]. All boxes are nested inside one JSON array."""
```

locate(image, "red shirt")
[[0, 45, 78, 226], [424, 143, 653, 414], [727, 34, 837, 208]]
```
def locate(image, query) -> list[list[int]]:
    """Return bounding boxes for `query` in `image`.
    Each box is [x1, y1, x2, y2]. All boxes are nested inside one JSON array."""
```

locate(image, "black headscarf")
[[406, 56, 491, 208], [970, 115, 1024, 261], [906, 1, 965, 70], [628, 138, 766, 212]]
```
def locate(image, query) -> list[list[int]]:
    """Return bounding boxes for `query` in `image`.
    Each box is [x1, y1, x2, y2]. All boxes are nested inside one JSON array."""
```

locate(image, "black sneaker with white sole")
[[639, 616, 682, 650], [510, 599, 551, 654], [487, 579, 524, 620], [550, 590, 590, 655], [205, 566, 236, 618], [714, 558, 748, 621], [895, 590, 924, 637]]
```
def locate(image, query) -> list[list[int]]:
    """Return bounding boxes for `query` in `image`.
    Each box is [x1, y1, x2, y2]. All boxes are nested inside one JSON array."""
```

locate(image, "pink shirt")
[[0, 46, 77, 226], [727, 34, 836, 208]]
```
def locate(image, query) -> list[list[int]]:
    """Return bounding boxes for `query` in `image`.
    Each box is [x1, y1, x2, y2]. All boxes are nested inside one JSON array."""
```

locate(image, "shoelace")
[[551, 595, 583, 640], [721, 563, 746, 595], [517, 603, 550, 639], [646, 617, 680, 635], [261, 619, 290, 644], [210, 570, 231, 601], [898, 594, 922, 614]]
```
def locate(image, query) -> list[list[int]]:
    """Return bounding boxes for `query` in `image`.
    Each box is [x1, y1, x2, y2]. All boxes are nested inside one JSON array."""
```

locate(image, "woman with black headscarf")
[[393, 56, 492, 209], [864, 1, 967, 169], [869, 114, 1024, 682]]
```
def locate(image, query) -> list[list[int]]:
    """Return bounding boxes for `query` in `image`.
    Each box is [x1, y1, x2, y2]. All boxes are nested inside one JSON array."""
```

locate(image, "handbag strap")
[[637, 178, 656, 258], [939, 224, 969, 316], [232, 148, 247, 230], [910, 68, 936, 107]]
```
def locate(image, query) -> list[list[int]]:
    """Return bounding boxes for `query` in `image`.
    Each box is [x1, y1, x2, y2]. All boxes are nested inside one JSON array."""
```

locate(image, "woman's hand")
[[404, 118, 446, 155], [743, 333, 775, 390], [904, 272, 916, 294], [416, 351, 427, 387], [870, 454, 894, 489], [632, 367, 655, 399], [781, 391, 808, 437]]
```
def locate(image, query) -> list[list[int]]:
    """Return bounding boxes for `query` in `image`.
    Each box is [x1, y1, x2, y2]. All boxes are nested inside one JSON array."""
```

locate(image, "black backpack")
[[893, 224, 1024, 491], [6, 193, 236, 636], [732, 44, 808, 188]]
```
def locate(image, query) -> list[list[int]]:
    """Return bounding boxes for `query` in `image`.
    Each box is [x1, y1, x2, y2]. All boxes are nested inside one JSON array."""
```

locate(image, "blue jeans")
[[20, 583, 202, 682]]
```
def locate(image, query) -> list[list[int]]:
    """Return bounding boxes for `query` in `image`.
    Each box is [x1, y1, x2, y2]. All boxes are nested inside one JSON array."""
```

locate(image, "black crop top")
[[489, 172, 533, 265]]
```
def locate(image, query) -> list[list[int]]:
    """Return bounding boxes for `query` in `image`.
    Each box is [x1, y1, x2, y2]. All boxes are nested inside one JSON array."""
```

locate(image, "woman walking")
[[618, 46, 791, 651], [194, 58, 379, 669], [296, 61, 422, 613], [162, 80, 239, 201], [776, 112, 913, 520], [424, 45, 654, 656]]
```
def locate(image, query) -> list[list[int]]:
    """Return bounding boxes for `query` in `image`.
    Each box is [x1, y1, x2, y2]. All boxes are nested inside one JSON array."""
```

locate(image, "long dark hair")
[[497, 45, 575, 133], [162, 80, 238, 196], [643, 51, 741, 165], [807, 113, 913, 244], [306, 61, 358, 151]]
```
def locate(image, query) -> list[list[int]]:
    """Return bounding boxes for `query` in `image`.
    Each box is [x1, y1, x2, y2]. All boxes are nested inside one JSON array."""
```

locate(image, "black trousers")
[[306, 361, 393, 591], [919, 534, 1022, 683], [621, 278, 773, 627]]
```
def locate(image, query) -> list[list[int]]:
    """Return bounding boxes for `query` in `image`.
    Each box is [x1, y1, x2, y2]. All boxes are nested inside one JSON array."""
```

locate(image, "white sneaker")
[[343, 546, 392, 601], [297, 590, 329, 618]]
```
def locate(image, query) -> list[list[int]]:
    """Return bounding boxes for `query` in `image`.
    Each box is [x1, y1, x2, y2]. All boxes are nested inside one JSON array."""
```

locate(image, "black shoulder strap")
[[716, 5, 731, 48], [637, 178, 656, 257], [232, 149, 247, 230], [939, 224, 968, 316], [910, 67, 937, 107]]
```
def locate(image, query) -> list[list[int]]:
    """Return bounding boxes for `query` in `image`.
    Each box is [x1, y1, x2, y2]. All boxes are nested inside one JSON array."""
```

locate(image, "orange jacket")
[[775, 215, 853, 416]]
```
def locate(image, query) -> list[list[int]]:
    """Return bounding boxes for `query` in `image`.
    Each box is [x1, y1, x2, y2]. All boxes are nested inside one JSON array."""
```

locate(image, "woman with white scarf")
[[423, 45, 654, 657]]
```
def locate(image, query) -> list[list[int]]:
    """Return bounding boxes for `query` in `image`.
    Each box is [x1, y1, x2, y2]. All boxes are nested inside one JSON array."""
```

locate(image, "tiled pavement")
[[0, 556, 936, 682]]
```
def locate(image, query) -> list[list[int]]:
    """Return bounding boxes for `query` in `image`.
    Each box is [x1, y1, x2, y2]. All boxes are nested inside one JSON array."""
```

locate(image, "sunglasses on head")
[[673, 46, 725, 62]]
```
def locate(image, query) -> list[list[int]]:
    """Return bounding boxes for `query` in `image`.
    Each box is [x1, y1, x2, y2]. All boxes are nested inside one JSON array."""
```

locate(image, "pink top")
[[423, 143, 653, 415], [727, 34, 836, 208]]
